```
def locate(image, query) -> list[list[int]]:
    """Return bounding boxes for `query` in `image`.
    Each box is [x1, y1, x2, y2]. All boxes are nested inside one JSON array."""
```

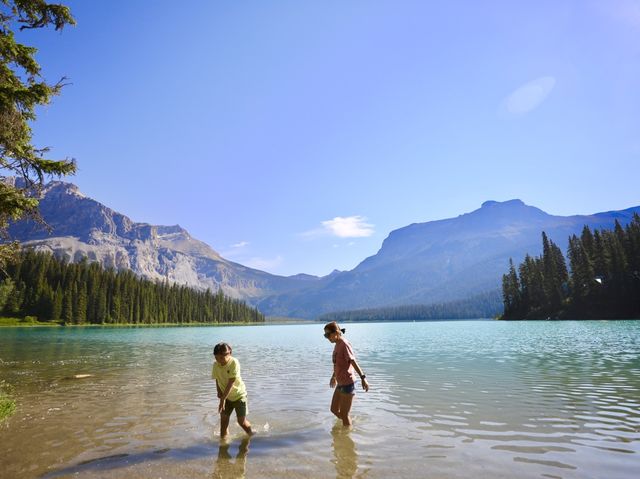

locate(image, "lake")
[[1, 320, 639, 478]]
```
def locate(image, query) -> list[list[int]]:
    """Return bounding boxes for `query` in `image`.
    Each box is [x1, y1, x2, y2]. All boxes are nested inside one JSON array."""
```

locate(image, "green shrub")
[[0, 317, 21, 326], [0, 383, 16, 422]]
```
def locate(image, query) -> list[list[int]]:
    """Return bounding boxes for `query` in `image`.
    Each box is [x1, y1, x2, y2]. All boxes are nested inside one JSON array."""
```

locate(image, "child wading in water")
[[212, 342, 253, 438], [324, 321, 369, 426]]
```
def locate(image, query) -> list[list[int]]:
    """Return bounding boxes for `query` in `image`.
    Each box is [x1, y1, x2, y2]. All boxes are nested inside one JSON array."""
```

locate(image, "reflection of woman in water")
[[211, 437, 250, 479], [332, 424, 358, 478], [324, 321, 370, 426]]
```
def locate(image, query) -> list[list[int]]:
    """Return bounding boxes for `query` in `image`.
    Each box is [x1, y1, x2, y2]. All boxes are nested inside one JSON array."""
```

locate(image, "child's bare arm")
[[220, 378, 235, 401], [218, 378, 236, 413]]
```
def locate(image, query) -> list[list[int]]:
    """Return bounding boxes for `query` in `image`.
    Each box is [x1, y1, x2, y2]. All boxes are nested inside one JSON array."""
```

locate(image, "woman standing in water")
[[324, 321, 370, 426]]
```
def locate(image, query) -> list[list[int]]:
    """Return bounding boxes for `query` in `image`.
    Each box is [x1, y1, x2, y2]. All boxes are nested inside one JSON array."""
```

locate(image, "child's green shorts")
[[222, 398, 248, 417]]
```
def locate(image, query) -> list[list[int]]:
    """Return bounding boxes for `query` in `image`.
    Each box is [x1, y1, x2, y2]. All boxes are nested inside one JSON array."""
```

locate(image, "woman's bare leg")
[[338, 392, 354, 426], [330, 387, 342, 419]]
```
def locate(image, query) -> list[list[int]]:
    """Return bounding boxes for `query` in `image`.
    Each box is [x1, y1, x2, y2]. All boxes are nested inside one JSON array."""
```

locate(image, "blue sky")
[[24, 0, 640, 276]]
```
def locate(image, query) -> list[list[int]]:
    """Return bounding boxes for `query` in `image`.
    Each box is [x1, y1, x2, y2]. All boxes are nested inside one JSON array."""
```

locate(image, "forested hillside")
[[319, 291, 502, 322], [0, 251, 264, 325], [501, 215, 640, 319]]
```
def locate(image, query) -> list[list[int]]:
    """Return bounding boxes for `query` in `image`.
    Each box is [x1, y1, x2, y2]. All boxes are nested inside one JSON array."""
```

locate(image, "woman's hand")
[[330, 376, 337, 388], [361, 377, 369, 392], [218, 398, 225, 414]]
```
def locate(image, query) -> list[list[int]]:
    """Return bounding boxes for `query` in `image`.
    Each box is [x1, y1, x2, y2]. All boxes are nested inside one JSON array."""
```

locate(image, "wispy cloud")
[[302, 215, 375, 238], [220, 241, 283, 272], [243, 255, 284, 271], [594, 0, 640, 28], [503, 76, 556, 115], [221, 240, 250, 258], [333, 241, 357, 248]]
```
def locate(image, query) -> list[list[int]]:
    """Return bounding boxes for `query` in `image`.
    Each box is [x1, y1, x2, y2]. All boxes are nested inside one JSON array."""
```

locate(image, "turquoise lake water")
[[1, 320, 639, 478]]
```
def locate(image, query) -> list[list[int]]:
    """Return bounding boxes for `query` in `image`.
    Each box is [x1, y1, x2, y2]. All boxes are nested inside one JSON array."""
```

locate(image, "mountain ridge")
[[7, 180, 639, 318], [7, 181, 319, 300], [256, 199, 640, 317]]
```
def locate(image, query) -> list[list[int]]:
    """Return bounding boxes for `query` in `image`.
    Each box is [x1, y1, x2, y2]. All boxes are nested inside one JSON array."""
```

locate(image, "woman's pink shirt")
[[333, 338, 358, 386]]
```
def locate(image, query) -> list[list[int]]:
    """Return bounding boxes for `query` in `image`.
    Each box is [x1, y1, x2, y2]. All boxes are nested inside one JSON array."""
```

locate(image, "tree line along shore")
[[501, 214, 640, 320], [0, 250, 264, 326]]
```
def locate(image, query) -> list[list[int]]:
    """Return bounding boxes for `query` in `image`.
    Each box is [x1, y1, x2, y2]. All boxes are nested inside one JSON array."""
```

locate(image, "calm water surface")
[[1, 320, 639, 478]]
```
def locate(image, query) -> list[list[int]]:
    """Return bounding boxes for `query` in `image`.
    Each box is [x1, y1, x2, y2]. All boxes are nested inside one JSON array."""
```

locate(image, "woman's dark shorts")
[[336, 382, 356, 395]]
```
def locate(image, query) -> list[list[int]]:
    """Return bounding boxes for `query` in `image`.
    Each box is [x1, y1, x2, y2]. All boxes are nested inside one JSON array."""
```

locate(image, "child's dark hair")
[[213, 342, 232, 355], [324, 321, 346, 335]]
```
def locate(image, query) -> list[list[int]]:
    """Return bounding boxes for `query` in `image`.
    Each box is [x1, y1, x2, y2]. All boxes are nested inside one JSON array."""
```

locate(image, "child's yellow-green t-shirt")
[[212, 357, 247, 402]]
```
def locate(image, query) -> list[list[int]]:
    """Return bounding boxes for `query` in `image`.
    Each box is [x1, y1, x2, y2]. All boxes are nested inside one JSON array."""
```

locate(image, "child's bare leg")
[[330, 387, 342, 419], [220, 413, 231, 438], [338, 392, 354, 426], [237, 416, 254, 435]]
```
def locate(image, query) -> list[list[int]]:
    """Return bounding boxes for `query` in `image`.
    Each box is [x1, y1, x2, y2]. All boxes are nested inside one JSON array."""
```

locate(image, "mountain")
[[256, 199, 640, 318], [7, 181, 640, 319], [7, 181, 318, 301]]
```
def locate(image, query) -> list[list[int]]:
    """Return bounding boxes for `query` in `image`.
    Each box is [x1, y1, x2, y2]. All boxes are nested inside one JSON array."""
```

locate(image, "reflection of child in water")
[[212, 342, 254, 438], [212, 437, 250, 479]]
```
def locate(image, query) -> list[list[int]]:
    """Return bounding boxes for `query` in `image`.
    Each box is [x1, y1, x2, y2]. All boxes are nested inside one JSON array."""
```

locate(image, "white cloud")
[[504, 76, 556, 115], [322, 216, 374, 238], [231, 241, 249, 248], [301, 215, 375, 239]]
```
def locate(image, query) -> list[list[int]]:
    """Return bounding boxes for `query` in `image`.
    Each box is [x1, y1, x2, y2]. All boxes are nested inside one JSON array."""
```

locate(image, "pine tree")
[[567, 235, 594, 308], [75, 283, 87, 324], [62, 289, 73, 324], [501, 258, 520, 318], [51, 285, 62, 322], [0, 1, 76, 268], [0, 277, 15, 312], [541, 232, 568, 315]]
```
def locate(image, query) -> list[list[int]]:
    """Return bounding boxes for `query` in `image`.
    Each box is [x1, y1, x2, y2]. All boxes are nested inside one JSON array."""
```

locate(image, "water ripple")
[[1, 321, 639, 478]]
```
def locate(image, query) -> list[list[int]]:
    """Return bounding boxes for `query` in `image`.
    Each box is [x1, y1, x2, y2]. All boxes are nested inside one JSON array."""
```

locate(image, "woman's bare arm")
[[350, 359, 369, 392]]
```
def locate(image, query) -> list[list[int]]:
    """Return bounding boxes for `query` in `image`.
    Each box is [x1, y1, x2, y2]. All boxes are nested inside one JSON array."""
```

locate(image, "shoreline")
[[0, 317, 267, 328], [3, 317, 636, 329], [0, 316, 499, 328]]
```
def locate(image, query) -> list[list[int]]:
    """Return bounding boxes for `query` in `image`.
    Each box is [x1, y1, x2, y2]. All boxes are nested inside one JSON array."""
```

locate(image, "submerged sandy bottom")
[[1, 321, 640, 478]]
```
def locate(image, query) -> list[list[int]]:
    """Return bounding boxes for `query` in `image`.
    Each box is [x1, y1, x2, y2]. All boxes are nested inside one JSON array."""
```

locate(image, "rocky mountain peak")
[[480, 199, 525, 208], [42, 181, 86, 199], [7, 180, 321, 303], [461, 199, 549, 226]]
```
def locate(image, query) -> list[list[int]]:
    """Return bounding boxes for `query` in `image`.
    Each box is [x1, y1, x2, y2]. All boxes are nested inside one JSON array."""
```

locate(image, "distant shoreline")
[[0, 316, 496, 328], [4, 316, 634, 329], [0, 317, 266, 328]]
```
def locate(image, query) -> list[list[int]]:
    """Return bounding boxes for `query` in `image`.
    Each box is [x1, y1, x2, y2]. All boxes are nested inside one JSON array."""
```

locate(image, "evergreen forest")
[[0, 250, 264, 325], [319, 291, 502, 322], [501, 214, 640, 319]]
